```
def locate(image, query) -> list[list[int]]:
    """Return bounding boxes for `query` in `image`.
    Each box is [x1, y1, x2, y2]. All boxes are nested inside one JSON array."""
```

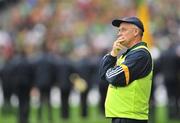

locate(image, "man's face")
[[117, 23, 138, 47]]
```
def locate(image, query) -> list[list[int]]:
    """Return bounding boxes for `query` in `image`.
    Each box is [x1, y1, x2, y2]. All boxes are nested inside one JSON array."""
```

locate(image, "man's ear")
[[134, 28, 139, 37]]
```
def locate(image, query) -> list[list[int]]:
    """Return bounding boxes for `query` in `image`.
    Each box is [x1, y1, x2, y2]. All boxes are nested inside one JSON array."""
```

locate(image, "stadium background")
[[0, 0, 180, 123]]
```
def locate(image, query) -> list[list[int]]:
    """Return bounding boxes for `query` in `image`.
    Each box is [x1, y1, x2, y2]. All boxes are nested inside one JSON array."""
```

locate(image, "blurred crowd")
[[0, 0, 180, 123]]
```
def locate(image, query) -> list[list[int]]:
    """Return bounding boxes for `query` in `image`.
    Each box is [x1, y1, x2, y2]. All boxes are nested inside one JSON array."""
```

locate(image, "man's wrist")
[[107, 53, 117, 61], [110, 50, 118, 57]]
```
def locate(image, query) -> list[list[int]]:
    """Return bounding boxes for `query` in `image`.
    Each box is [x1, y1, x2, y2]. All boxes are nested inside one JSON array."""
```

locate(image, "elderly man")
[[99, 16, 153, 123]]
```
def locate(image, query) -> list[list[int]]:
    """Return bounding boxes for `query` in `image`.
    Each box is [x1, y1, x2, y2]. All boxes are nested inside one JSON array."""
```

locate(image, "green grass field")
[[0, 105, 180, 123], [0, 106, 110, 123]]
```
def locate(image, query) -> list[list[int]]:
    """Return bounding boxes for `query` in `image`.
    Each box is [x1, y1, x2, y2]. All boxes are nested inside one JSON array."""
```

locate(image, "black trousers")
[[80, 88, 89, 117], [60, 87, 71, 119], [112, 118, 148, 123]]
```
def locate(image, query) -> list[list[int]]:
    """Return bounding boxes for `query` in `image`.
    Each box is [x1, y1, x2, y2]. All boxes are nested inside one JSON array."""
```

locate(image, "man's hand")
[[110, 37, 126, 57]]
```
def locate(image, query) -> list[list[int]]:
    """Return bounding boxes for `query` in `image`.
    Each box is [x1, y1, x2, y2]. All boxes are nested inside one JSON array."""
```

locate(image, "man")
[[99, 16, 153, 123]]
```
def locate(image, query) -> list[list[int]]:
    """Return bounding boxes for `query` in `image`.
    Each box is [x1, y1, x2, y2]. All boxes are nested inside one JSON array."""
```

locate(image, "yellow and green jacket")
[[99, 42, 153, 120]]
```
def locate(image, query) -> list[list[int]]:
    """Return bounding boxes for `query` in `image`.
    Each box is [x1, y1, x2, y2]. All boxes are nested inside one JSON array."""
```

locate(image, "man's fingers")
[[117, 36, 126, 42], [115, 38, 126, 45], [115, 41, 124, 47]]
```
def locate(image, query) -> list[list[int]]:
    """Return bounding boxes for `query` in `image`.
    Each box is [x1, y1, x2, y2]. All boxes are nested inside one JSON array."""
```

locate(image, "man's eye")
[[119, 28, 126, 32]]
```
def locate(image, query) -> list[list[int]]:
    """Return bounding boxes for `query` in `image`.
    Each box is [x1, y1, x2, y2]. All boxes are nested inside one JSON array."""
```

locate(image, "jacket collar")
[[122, 42, 147, 56]]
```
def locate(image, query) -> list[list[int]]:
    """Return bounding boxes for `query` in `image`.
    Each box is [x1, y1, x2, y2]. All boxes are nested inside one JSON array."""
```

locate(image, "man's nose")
[[117, 31, 122, 37]]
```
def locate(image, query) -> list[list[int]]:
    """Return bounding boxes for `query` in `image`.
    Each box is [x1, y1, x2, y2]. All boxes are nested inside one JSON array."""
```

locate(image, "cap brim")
[[112, 19, 129, 27]]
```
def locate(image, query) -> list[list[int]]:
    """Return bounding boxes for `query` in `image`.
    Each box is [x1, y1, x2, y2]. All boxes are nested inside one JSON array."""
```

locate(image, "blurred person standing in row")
[[34, 40, 57, 122], [56, 54, 75, 119], [0, 30, 34, 123], [13, 49, 34, 123], [157, 42, 180, 119], [0, 39, 15, 115], [99, 17, 153, 123], [76, 55, 96, 118]]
